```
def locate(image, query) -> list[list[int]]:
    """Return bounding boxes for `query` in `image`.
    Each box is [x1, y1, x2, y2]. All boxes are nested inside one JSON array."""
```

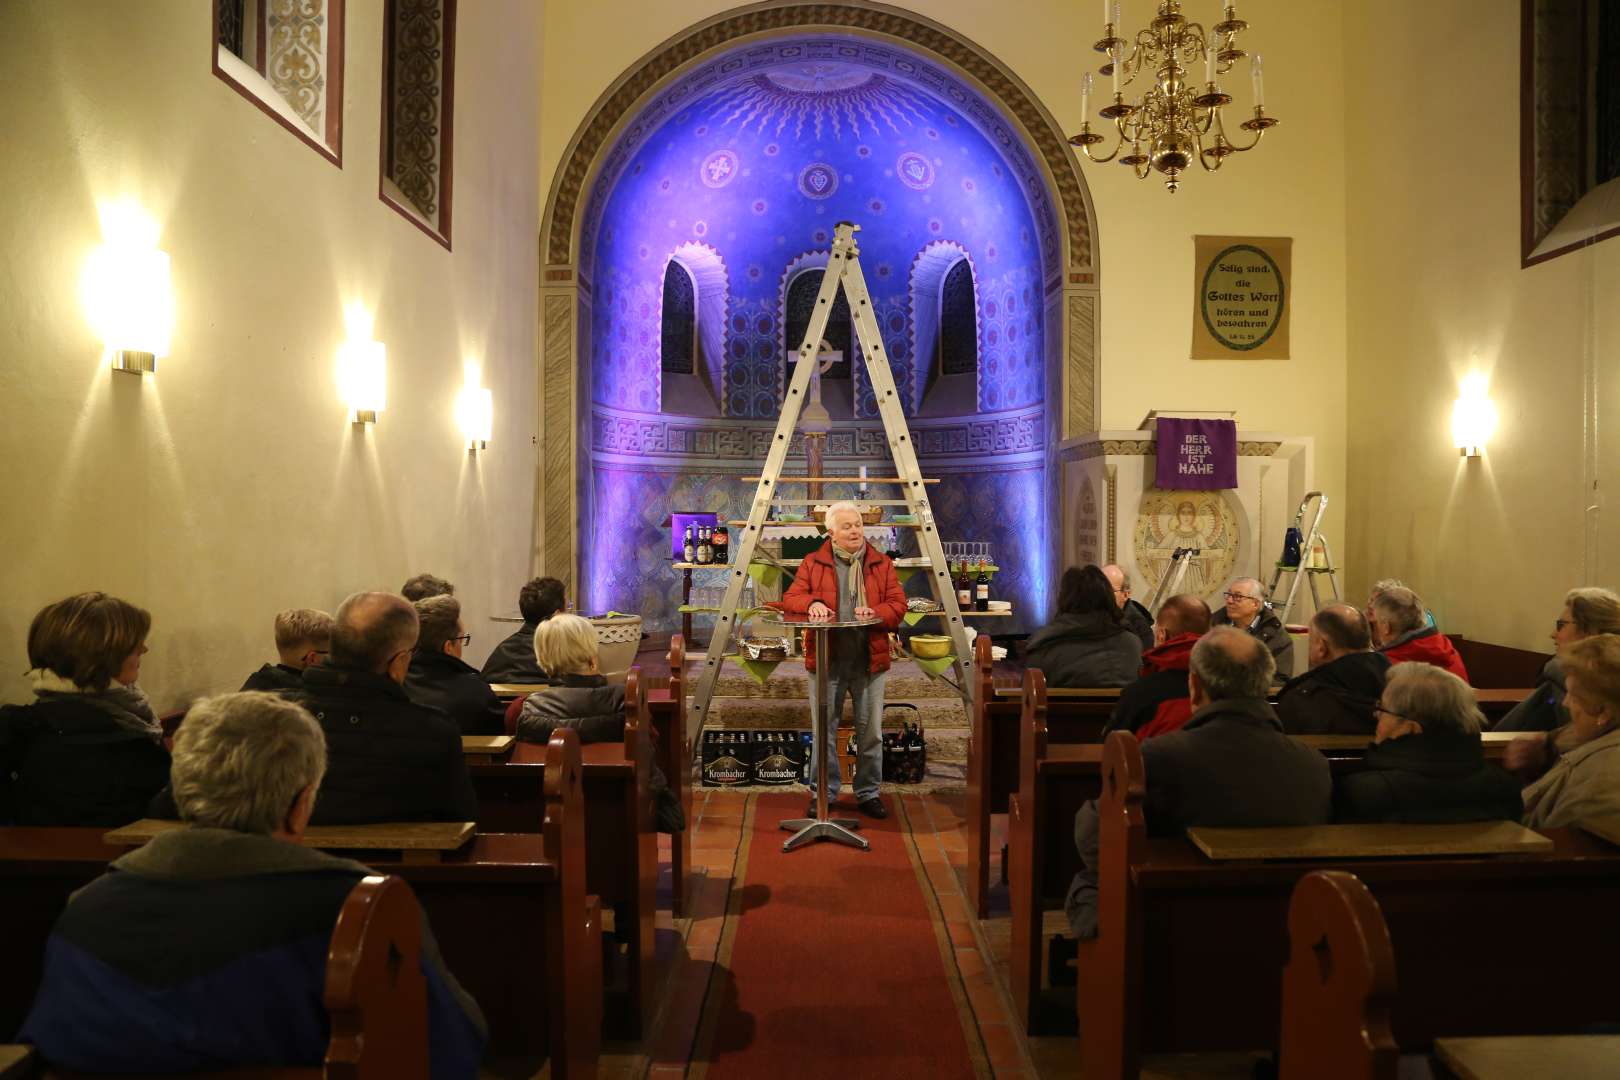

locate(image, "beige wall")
[[1343, 0, 1618, 652], [540, 0, 1350, 593], [0, 0, 542, 709]]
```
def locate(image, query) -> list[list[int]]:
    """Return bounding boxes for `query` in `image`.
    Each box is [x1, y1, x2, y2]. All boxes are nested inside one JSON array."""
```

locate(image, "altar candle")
[[1251, 53, 1265, 108]]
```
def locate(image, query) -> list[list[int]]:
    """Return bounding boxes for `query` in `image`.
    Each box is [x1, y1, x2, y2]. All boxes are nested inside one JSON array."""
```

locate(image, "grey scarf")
[[831, 541, 867, 613], [31, 671, 164, 743]]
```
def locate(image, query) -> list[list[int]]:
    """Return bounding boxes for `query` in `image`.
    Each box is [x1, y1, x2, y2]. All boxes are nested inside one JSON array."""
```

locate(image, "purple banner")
[[1155, 418, 1237, 490]]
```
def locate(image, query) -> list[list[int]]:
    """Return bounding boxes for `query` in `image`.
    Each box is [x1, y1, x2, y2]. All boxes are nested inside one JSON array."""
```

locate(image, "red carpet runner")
[[694, 793, 988, 1078]]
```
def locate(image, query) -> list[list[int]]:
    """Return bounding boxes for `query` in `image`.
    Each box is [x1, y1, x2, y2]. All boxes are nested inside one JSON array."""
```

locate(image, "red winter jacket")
[[1110, 632, 1201, 740], [781, 540, 908, 674], [1379, 627, 1470, 684]]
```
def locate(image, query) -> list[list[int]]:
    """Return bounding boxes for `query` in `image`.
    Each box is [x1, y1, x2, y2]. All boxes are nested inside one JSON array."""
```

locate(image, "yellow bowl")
[[910, 634, 952, 660]]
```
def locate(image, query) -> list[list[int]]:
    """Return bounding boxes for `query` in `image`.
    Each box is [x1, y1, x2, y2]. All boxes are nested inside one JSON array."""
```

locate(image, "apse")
[[580, 37, 1061, 632]]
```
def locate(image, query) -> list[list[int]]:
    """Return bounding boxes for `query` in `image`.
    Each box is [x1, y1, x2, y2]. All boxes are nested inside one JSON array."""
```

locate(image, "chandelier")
[[1069, 1, 1277, 193]]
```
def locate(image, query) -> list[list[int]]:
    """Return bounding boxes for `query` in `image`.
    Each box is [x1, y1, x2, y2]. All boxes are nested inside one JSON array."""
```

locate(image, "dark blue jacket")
[[19, 827, 485, 1077]]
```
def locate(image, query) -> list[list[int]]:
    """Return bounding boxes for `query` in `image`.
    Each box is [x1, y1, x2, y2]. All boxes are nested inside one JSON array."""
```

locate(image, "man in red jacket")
[[1107, 594, 1211, 739], [1371, 586, 1470, 682], [782, 501, 908, 818]]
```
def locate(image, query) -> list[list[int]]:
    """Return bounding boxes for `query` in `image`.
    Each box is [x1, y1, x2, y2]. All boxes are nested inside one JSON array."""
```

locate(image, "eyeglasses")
[[1373, 704, 1407, 721], [452, 634, 472, 647], [1223, 592, 1260, 603]]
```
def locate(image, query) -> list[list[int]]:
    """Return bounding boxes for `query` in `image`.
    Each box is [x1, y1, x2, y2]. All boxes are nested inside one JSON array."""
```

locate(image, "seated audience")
[[0, 592, 169, 826], [1496, 587, 1620, 733], [402, 572, 455, 602], [482, 575, 565, 684], [1516, 635, 1620, 828], [1211, 576, 1296, 678], [406, 595, 506, 736], [1066, 627, 1330, 938], [1102, 563, 1154, 652], [1107, 594, 1211, 739], [1276, 604, 1390, 735], [1025, 565, 1143, 688], [1370, 586, 1469, 681], [516, 614, 684, 832], [20, 691, 486, 1075], [1367, 577, 1437, 630], [1334, 663, 1521, 823], [241, 607, 333, 693]]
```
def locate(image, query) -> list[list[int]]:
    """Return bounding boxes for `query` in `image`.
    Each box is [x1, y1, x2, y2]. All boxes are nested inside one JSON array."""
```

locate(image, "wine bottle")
[[956, 561, 972, 609], [975, 558, 990, 612], [683, 524, 695, 564]]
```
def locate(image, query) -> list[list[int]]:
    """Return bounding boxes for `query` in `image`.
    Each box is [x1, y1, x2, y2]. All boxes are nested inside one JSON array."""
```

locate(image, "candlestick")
[[1251, 52, 1264, 108]]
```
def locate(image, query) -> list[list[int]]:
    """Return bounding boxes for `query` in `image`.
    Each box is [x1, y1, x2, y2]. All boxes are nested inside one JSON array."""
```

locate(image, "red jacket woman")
[[781, 533, 908, 675]]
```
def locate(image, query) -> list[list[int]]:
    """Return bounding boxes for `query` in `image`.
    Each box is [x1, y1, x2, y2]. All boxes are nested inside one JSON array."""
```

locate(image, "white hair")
[[823, 500, 863, 531], [171, 692, 326, 834]]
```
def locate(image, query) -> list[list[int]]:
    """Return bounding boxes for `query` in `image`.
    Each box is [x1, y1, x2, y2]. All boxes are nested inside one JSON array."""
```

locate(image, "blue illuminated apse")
[[582, 38, 1062, 633]]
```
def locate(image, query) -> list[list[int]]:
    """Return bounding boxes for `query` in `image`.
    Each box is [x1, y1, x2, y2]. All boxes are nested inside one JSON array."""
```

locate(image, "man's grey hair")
[[1383, 662, 1483, 736], [1190, 625, 1275, 700], [1566, 587, 1620, 636], [414, 594, 462, 653], [1368, 578, 1408, 604], [1370, 586, 1426, 636], [1228, 576, 1268, 601], [331, 591, 419, 673], [171, 692, 326, 834], [823, 500, 863, 531]]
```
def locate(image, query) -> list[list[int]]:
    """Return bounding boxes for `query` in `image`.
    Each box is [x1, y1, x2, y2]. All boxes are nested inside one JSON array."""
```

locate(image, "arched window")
[[937, 258, 978, 378], [785, 269, 853, 380], [660, 260, 696, 375]]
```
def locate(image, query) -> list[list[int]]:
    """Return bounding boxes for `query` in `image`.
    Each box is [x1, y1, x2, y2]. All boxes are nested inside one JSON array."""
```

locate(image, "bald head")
[[1310, 603, 1372, 665], [331, 592, 419, 678], [1155, 594, 1212, 640], [1189, 625, 1275, 703]]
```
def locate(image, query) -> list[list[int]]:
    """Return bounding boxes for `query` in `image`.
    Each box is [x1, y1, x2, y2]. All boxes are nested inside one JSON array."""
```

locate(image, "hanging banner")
[[1154, 417, 1237, 490], [1191, 235, 1291, 359]]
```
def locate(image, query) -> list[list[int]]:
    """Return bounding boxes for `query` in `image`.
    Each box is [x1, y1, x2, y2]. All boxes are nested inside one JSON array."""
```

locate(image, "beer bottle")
[[683, 524, 695, 564], [697, 526, 712, 565]]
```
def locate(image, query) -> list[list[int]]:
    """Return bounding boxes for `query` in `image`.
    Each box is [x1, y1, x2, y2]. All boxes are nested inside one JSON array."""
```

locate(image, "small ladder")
[[1266, 491, 1342, 625], [1145, 548, 1201, 615], [684, 222, 976, 753]]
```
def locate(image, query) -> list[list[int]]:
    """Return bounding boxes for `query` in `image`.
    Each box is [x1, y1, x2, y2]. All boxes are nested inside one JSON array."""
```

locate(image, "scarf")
[[29, 668, 164, 743], [831, 541, 867, 614]]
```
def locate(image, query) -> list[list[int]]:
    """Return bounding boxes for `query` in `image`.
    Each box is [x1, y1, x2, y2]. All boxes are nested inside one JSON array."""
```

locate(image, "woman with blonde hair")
[[1519, 634, 1620, 828], [1495, 587, 1620, 733], [0, 592, 170, 825]]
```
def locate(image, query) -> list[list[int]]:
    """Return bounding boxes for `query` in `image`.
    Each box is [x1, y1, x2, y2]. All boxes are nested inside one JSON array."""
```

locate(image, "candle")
[[1103, 0, 1111, 24], [1081, 71, 1092, 117], [1205, 37, 1215, 86], [859, 465, 867, 479], [1251, 52, 1265, 108], [1112, 0, 1121, 27], [1112, 51, 1121, 96]]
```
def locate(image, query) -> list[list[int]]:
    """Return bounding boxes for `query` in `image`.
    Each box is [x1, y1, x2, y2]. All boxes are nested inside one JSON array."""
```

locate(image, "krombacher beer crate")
[[750, 730, 803, 786], [700, 730, 753, 787]]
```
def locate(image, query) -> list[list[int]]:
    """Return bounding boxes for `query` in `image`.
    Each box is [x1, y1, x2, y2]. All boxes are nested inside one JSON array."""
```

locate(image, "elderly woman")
[[781, 500, 908, 820], [20, 691, 487, 1074], [1495, 587, 1620, 733], [1334, 663, 1521, 823], [0, 592, 170, 826], [1516, 635, 1620, 829], [1026, 565, 1143, 688]]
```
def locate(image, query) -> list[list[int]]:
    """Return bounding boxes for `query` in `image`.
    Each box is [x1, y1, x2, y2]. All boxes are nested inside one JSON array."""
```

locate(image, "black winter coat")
[[239, 663, 305, 694], [406, 650, 507, 736], [480, 624, 548, 685], [296, 665, 478, 825], [1025, 611, 1143, 688], [1276, 651, 1391, 736], [1120, 600, 1155, 653], [516, 674, 625, 745], [1334, 732, 1523, 824], [1492, 658, 1568, 733], [0, 696, 170, 826], [1212, 606, 1297, 679]]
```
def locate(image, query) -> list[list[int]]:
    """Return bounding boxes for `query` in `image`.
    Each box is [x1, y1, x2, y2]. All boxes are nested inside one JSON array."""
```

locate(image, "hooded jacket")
[[19, 826, 485, 1077], [1378, 625, 1470, 682], [406, 649, 507, 737], [1107, 632, 1200, 739], [1333, 732, 1523, 823], [0, 694, 170, 827], [781, 540, 907, 675], [1025, 611, 1143, 689], [479, 624, 547, 685], [1212, 605, 1297, 679], [240, 663, 306, 694], [1492, 658, 1567, 733], [1276, 650, 1391, 736]]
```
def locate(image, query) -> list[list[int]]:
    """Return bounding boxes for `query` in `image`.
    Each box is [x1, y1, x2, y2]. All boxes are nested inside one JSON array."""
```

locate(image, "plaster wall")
[[1343, 0, 1620, 651], [0, 0, 543, 709]]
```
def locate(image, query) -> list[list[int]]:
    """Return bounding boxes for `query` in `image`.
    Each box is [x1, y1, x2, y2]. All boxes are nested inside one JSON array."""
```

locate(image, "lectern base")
[[779, 816, 868, 851]]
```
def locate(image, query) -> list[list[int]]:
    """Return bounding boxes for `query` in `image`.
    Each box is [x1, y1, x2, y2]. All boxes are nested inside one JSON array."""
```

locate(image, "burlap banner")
[[1190, 235, 1291, 359]]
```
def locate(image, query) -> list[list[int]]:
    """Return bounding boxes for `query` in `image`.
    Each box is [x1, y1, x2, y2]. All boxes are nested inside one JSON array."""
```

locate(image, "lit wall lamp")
[[338, 337, 387, 424], [456, 382, 493, 450], [1451, 373, 1497, 459], [82, 201, 174, 374]]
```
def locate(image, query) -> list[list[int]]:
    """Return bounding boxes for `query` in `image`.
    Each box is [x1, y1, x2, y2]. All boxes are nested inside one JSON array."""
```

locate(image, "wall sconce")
[[82, 201, 174, 374], [456, 383, 493, 450], [337, 338, 387, 424], [1451, 373, 1497, 458]]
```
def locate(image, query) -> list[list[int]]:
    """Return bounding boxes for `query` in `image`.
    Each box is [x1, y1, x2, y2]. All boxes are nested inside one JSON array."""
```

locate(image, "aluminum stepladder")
[[1266, 491, 1342, 625], [684, 221, 975, 755], [1144, 547, 1201, 616]]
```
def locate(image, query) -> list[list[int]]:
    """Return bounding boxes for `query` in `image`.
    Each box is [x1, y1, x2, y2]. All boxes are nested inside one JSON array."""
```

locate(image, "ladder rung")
[[729, 520, 926, 529], [740, 476, 939, 484]]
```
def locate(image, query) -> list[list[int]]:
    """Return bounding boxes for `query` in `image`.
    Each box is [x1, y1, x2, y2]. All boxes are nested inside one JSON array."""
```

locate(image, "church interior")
[[3, 0, 1620, 1077]]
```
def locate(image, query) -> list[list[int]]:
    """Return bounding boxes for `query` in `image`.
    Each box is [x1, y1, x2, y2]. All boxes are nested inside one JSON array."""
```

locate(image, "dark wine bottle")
[[975, 558, 990, 612]]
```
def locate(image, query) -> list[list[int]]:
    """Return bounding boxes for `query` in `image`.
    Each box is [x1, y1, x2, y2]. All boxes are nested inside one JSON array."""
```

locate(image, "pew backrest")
[[324, 875, 430, 1080]]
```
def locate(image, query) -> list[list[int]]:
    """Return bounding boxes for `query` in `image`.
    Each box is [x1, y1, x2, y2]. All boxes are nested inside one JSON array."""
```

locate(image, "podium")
[[1057, 412, 1314, 607]]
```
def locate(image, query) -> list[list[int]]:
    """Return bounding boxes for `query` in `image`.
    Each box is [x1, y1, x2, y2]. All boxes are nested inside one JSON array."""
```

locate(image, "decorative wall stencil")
[[387, 0, 447, 225], [705, 70, 932, 140], [796, 162, 839, 199], [1132, 487, 1241, 600], [266, 0, 325, 131], [701, 149, 740, 188], [896, 151, 935, 190]]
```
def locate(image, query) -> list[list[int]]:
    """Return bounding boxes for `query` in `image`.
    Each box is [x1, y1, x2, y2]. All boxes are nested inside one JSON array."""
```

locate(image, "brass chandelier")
[[1069, 1, 1277, 193]]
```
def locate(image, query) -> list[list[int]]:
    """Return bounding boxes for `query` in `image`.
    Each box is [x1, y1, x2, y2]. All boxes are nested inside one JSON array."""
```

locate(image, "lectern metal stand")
[[768, 612, 878, 852]]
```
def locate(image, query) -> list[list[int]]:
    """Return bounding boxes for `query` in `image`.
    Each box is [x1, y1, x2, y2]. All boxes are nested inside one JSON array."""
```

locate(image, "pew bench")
[[107, 818, 478, 864], [643, 634, 693, 918], [462, 733, 515, 762]]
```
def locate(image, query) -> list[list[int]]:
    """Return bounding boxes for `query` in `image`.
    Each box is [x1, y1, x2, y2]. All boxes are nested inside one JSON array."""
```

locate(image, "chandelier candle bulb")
[[1081, 71, 1092, 117], [1205, 39, 1215, 86], [1251, 53, 1264, 107]]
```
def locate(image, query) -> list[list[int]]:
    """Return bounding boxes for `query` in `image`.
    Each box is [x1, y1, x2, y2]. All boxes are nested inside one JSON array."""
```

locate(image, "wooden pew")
[[462, 734, 515, 763], [1076, 730, 1620, 1080], [966, 635, 1113, 917], [644, 634, 693, 917], [466, 668, 656, 1039]]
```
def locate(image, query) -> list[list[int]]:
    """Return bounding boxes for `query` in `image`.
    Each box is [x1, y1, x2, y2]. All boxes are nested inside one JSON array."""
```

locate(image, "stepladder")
[[1267, 491, 1342, 625], [684, 221, 977, 754]]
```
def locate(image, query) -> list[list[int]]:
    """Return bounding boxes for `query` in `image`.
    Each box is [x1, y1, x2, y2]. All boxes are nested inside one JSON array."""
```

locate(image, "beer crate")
[[750, 730, 803, 786], [699, 730, 753, 787]]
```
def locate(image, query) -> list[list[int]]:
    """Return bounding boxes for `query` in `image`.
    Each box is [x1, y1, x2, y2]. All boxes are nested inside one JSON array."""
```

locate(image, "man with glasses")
[[1103, 564, 1155, 652], [239, 608, 333, 693], [1211, 576, 1296, 679], [406, 594, 507, 735]]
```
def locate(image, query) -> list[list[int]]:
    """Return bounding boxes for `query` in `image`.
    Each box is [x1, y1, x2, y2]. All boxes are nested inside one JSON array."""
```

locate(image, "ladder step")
[[741, 476, 940, 484]]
